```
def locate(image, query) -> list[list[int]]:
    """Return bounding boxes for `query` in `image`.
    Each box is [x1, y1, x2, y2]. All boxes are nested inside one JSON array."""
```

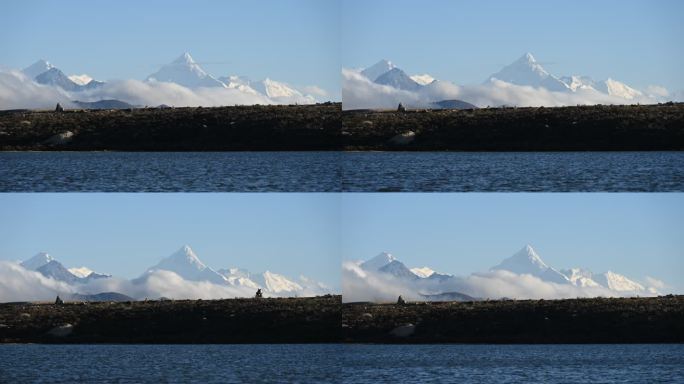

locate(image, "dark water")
[[340, 344, 684, 383], [341, 151, 684, 192], [0, 344, 341, 384], [1, 151, 683, 191], [0, 344, 681, 383]]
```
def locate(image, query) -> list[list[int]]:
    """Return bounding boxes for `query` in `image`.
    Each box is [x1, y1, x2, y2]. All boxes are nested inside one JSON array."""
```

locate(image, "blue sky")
[[0, 0, 340, 99], [342, 0, 684, 91], [0, 194, 341, 289], [2, 0, 681, 97], [341, 193, 684, 293], [2, 193, 682, 293]]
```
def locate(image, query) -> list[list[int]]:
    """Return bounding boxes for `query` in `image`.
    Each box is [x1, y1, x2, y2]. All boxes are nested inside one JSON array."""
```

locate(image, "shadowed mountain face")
[[37, 260, 82, 285], [361, 59, 396, 82], [34, 67, 104, 92], [375, 68, 422, 91]]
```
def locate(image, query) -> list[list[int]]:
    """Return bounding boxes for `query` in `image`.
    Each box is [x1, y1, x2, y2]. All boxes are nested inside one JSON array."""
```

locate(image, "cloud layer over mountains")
[[343, 245, 665, 303], [343, 53, 679, 110], [0, 246, 331, 302], [0, 53, 323, 110]]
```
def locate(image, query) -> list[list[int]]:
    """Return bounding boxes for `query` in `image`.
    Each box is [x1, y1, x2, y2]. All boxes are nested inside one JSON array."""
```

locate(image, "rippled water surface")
[[0, 344, 681, 383], [1, 151, 682, 191], [340, 344, 684, 384], [0, 344, 341, 384]]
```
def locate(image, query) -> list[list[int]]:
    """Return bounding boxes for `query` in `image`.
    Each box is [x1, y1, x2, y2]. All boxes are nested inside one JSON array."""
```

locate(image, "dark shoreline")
[[343, 295, 684, 344], [2, 295, 683, 344], [0, 103, 342, 151], [1, 103, 683, 151], [343, 103, 684, 151], [0, 296, 341, 344]]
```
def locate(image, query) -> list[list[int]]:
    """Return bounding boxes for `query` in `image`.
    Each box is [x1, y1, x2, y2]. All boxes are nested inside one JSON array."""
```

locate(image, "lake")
[[1, 151, 682, 191], [340, 344, 684, 383], [0, 344, 681, 383]]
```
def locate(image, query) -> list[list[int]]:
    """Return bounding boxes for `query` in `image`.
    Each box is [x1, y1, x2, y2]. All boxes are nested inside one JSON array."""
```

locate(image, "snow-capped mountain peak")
[[487, 53, 569, 92], [360, 252, 396, 271], [560, 75, 597, 92], [522, 52, 536, 63], [21, 252, 55, 270], [146, 245, 227, 284], [375, 68, 422, 91], [171, 245, 205, 268], [259, 270, 303, 293], [260, 78, 300, 98], [35, 67, 83, 92], [68, 266, 95, 278], [23, 59, 54, 80], [410, 74, 436, 86], [146, 53, 226, 88], [410, 266, 435, 278], [68, 74, 94, 86], [561, 267, 600, 287], [492, 245, 570, 284], [509, 244, 548, 268], [597, 78, 643, 100], [379, 260, 419, 280], [361, 59, 396, 82], [37, 260, 81, 284], [595, 270, 645, 292], [173, 52, 196, 65]]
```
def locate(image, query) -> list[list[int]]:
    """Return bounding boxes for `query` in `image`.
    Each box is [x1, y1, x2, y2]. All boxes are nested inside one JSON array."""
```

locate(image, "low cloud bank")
[[342, 261, 650, 303], [0, 70, 319, 110], [0, 260, 327, 302], [342, 68, 676, 110], [0, 71, 72, 110]]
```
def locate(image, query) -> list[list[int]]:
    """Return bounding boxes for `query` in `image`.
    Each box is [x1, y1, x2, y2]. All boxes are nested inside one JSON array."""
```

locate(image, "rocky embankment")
[[0, 103, 341, 151], [0, 295, 340, 343], [343, 295, 684, 343], [2, 295, 682, 343], [343, 103, 684, 150], [1, 103, 683, 151]]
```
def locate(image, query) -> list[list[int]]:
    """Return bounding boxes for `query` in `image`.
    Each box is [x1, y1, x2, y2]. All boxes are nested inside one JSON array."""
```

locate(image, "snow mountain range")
[[20, 252, 110, 284], [348, 52, 666, 109], [23, 59, 104, 92], [12, 245, 329, 301], [486, 52, 570, 92], [348, 244, 662, 302], [146, 52, 226, 89], [485, 53, 643, 99], [4, 53, 320, 110], [145, 53, 315, 103]]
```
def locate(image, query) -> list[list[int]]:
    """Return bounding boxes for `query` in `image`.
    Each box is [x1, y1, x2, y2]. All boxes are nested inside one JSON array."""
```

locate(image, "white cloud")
[[0, 70, 72, 110], [0, 261, 75, 302], [0, 261, 330, 302], [301, 85, 328, 97], [342, 68, 671, 110], [644, 276, 666, 290], [645, 85, 670, 98], [342, 261, 651, 303], [342, 261, 417, 303], [0, 69, 323, 110], [79, 79, 273, 107]]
